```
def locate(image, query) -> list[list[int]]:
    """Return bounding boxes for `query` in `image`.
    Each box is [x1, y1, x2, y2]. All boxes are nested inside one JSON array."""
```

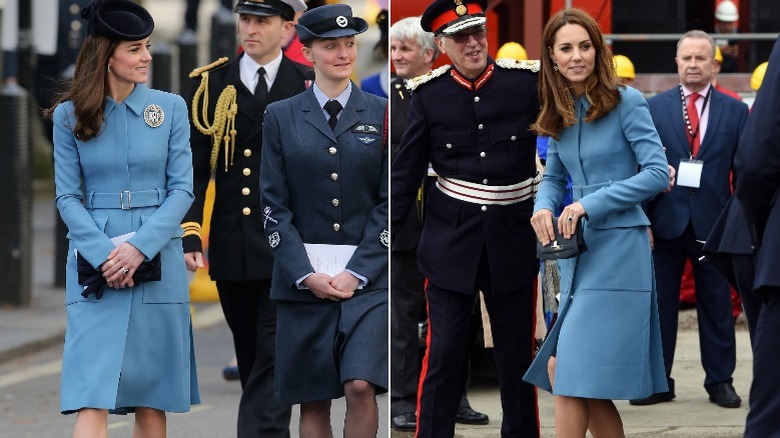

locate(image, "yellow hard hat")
[[497, 42, 528, 61], [613, 54, 635, 80], [751, 62, 768, 91], [715, 45, 723, 63]]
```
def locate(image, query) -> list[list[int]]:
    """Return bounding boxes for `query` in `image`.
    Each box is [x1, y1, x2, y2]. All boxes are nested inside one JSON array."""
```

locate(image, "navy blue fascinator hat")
[[295, 4, 368, 44], [81, 0, 154, 41]]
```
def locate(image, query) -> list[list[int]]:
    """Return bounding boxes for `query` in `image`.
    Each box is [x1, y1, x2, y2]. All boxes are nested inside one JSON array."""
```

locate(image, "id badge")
[[677, 159, 704, 188]]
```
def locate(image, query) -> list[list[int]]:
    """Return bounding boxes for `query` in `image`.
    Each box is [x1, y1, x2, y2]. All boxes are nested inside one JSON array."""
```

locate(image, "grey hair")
[[389, 16, 439, 61], [677, 30, 716, 59]]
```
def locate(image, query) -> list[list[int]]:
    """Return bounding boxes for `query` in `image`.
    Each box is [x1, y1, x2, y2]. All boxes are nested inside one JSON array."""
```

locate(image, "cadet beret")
[[295, 4, 369, 44], [233, 0, 307, 22], [81, 0, 154, 41], [420, 0, 488, 35]]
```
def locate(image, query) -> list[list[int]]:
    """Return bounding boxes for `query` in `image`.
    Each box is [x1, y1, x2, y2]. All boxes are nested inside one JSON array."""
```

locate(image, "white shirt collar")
[[239, 51, 284, 92], [313, 81, 352, 112]]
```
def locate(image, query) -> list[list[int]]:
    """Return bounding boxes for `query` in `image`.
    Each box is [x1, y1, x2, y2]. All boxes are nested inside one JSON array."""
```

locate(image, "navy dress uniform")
[[54, 0, 199, 415], [260, 4, 388, 406], [391, 1, 541, 436], [181, 0, 309, 436]]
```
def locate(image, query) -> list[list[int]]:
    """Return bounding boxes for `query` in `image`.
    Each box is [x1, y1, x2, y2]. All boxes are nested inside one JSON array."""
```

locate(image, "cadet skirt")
[[275, 287, 388, 405], [524, 224, 668, 400], [60, 242, 200, 414]]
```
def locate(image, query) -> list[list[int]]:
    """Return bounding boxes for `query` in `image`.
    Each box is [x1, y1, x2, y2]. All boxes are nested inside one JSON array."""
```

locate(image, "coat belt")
[[85, 188, 166, 210], [436, 174, 540, 205]]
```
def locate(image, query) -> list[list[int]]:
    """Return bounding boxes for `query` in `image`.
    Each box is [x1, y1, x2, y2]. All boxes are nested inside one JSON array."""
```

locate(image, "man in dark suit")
[[392, 1, 541, 436], [638, 30, 749, 409], [181, 0, 310, 436], [705, 34, 780, 436]]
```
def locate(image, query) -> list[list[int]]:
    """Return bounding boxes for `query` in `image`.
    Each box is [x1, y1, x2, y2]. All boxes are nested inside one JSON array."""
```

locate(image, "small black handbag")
[[77, 253, 162, 299], [536, 217, 587, 260]]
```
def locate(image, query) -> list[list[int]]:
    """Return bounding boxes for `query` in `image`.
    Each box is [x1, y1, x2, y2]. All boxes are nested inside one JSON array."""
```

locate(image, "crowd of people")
[[20, 0, 778, 437]]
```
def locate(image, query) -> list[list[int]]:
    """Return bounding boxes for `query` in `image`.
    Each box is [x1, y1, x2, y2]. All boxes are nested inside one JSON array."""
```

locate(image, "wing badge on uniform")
[[357, 136, 376, 144], [144, 104, 165, 128], [379, 229, 389, 248], [268, 231, 281, 248]]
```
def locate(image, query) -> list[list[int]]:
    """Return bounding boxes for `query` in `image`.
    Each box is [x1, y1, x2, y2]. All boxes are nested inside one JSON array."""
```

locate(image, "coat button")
[[510, 135, 517, 141], [477, 124, 484, 130], [330, 172, 339, 181], [244, 149, 252, 157], [333, 223, 341, 231], [242, 187, 250, 196], [329, 147, 337, 155], [480, 152, 486, 158], [474, 96, 480, 102], [481, 205, 487, 211], [243, 168, 251, 176], [242, 207, 251, 215], [446, 143, 452, 149], [332, 198, 340, 206], [483, 179, 488, 184]]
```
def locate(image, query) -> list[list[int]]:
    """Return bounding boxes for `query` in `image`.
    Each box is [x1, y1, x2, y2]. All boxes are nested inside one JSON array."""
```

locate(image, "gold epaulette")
[[495, 58, 540, 73], [407, 65, 451, 91], [189, 57, 230, 79], [189, 57, 238, 174]]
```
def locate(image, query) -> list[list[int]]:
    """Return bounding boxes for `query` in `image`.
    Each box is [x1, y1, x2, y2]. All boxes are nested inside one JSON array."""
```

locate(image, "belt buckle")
[[120, 190, 132, 210]]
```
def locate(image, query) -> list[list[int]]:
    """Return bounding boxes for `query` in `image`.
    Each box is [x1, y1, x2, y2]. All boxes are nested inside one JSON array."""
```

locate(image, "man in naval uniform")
[[181, 0, 310, 436], [391, 0, 541, 436]]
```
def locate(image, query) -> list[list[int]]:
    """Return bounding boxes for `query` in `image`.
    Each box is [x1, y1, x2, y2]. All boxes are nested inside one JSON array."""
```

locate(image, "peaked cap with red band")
[[420, 0, 487, 35]]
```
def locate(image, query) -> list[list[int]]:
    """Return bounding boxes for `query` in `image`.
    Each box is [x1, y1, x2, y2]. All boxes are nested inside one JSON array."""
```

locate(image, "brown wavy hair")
[[43, 34, 118, 141], [532, 8, 621, 140]]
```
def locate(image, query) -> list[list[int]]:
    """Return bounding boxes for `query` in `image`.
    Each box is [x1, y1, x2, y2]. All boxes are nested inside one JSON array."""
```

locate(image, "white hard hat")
[[715, 0, 738, 22]]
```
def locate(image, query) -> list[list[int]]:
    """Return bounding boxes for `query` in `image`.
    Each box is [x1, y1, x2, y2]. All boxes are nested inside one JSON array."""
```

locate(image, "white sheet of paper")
[[304, 243, 357, 277], [74, 231, 137, 257], [677, 160, 704, 188]]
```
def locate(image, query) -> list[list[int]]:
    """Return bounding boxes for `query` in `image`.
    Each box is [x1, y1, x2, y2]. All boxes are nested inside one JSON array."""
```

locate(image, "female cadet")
[[523, 8, 669, 437], [259, 4, 388, 436], [45, 0, 199, 435]]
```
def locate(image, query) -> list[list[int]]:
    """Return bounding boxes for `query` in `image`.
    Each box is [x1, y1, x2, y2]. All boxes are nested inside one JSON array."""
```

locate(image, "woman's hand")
[[530, 209, 556, 246], [331, 271, 360, 297], [101, 242, 146, 289], [558, 201, 587, 239], [302, 273, 354, 302]]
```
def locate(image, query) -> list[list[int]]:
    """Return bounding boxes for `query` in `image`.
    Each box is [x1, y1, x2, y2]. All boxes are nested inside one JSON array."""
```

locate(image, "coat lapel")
[[665, 90, 690, 156], [333, 84, 366, 138], [303, 88, 337, 142], [699, 90, 723, 156]]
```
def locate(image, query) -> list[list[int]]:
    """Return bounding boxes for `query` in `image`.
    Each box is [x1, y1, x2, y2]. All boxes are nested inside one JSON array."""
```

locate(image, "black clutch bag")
[[536, 217, 587, 260], [77, 253, 162, 299]]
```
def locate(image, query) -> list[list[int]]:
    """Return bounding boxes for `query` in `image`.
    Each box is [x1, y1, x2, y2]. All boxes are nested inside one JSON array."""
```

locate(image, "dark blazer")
[[260, 85, 388, 302], [392, 59, 540, 295], [182, 54, 310, 281], [647, 87, 748, 240], [732, 36, 780, 292]]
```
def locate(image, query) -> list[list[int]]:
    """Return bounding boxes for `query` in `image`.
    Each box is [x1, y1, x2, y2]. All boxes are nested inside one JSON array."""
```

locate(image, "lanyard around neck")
[[679, 84, 712, 157]]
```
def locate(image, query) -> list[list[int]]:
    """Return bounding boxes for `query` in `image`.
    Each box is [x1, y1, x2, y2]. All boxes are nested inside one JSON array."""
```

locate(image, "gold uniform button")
[[480, 152, 486, 158], [242, 168, 251, 176], [329, 147, 337, 155], [481, 205, 488, 211], [330, 173, 339, 181], [242, 187, 250, 196], [333, 223, 341, 231], [242, 207, 251, 215], [332, 198, 340, 206], [244, 149, 252, 157]]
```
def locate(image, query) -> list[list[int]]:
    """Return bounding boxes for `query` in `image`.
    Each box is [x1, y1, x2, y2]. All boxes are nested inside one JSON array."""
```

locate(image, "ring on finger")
[[567, 216, 574, 222], [121, 267, 129, 275]]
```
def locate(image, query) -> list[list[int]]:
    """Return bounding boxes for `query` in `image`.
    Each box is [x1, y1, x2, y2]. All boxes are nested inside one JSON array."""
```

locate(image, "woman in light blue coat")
[[45, 1, 199, 436], [523, 9, 670, 437]]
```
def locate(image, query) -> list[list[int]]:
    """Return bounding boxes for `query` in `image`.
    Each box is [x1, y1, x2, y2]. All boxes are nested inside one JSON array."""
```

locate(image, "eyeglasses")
[[446, 27, 487, 45]]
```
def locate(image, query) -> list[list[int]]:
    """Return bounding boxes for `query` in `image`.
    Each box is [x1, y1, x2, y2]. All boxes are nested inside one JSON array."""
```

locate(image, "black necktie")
[[254, 67, 267, 100], [324, 100, 342, 130]]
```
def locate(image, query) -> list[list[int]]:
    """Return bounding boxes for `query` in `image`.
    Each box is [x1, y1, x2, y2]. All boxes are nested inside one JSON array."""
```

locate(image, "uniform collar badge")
[[144, 104, 165, 128]]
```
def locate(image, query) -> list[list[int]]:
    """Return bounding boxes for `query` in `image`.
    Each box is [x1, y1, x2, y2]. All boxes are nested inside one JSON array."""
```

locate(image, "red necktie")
[[687, 93, 701, 157]]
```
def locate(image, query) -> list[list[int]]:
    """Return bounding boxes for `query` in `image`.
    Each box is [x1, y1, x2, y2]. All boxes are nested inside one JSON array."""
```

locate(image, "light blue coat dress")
[[53, 84, 200, 414], [523, 86, 669, 399]]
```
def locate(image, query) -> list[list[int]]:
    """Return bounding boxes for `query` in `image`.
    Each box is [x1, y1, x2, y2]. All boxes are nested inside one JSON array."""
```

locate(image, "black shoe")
[[629, 391, 676, 406], [455, 406, 489, 425], [707, 383, 742, 408], [391, 412, 416, 432]]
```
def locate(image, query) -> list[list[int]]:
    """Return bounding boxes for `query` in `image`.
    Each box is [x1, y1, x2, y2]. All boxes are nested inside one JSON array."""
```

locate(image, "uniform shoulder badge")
[[495, 58, 540, 73], [407, 64, 452, 91], [189, 57, 230, 79]]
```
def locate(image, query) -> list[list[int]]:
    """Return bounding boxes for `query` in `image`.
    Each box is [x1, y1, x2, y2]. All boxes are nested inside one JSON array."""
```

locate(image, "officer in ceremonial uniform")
[[180, 0, 310, 436], [391, 0, 541, 436]]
